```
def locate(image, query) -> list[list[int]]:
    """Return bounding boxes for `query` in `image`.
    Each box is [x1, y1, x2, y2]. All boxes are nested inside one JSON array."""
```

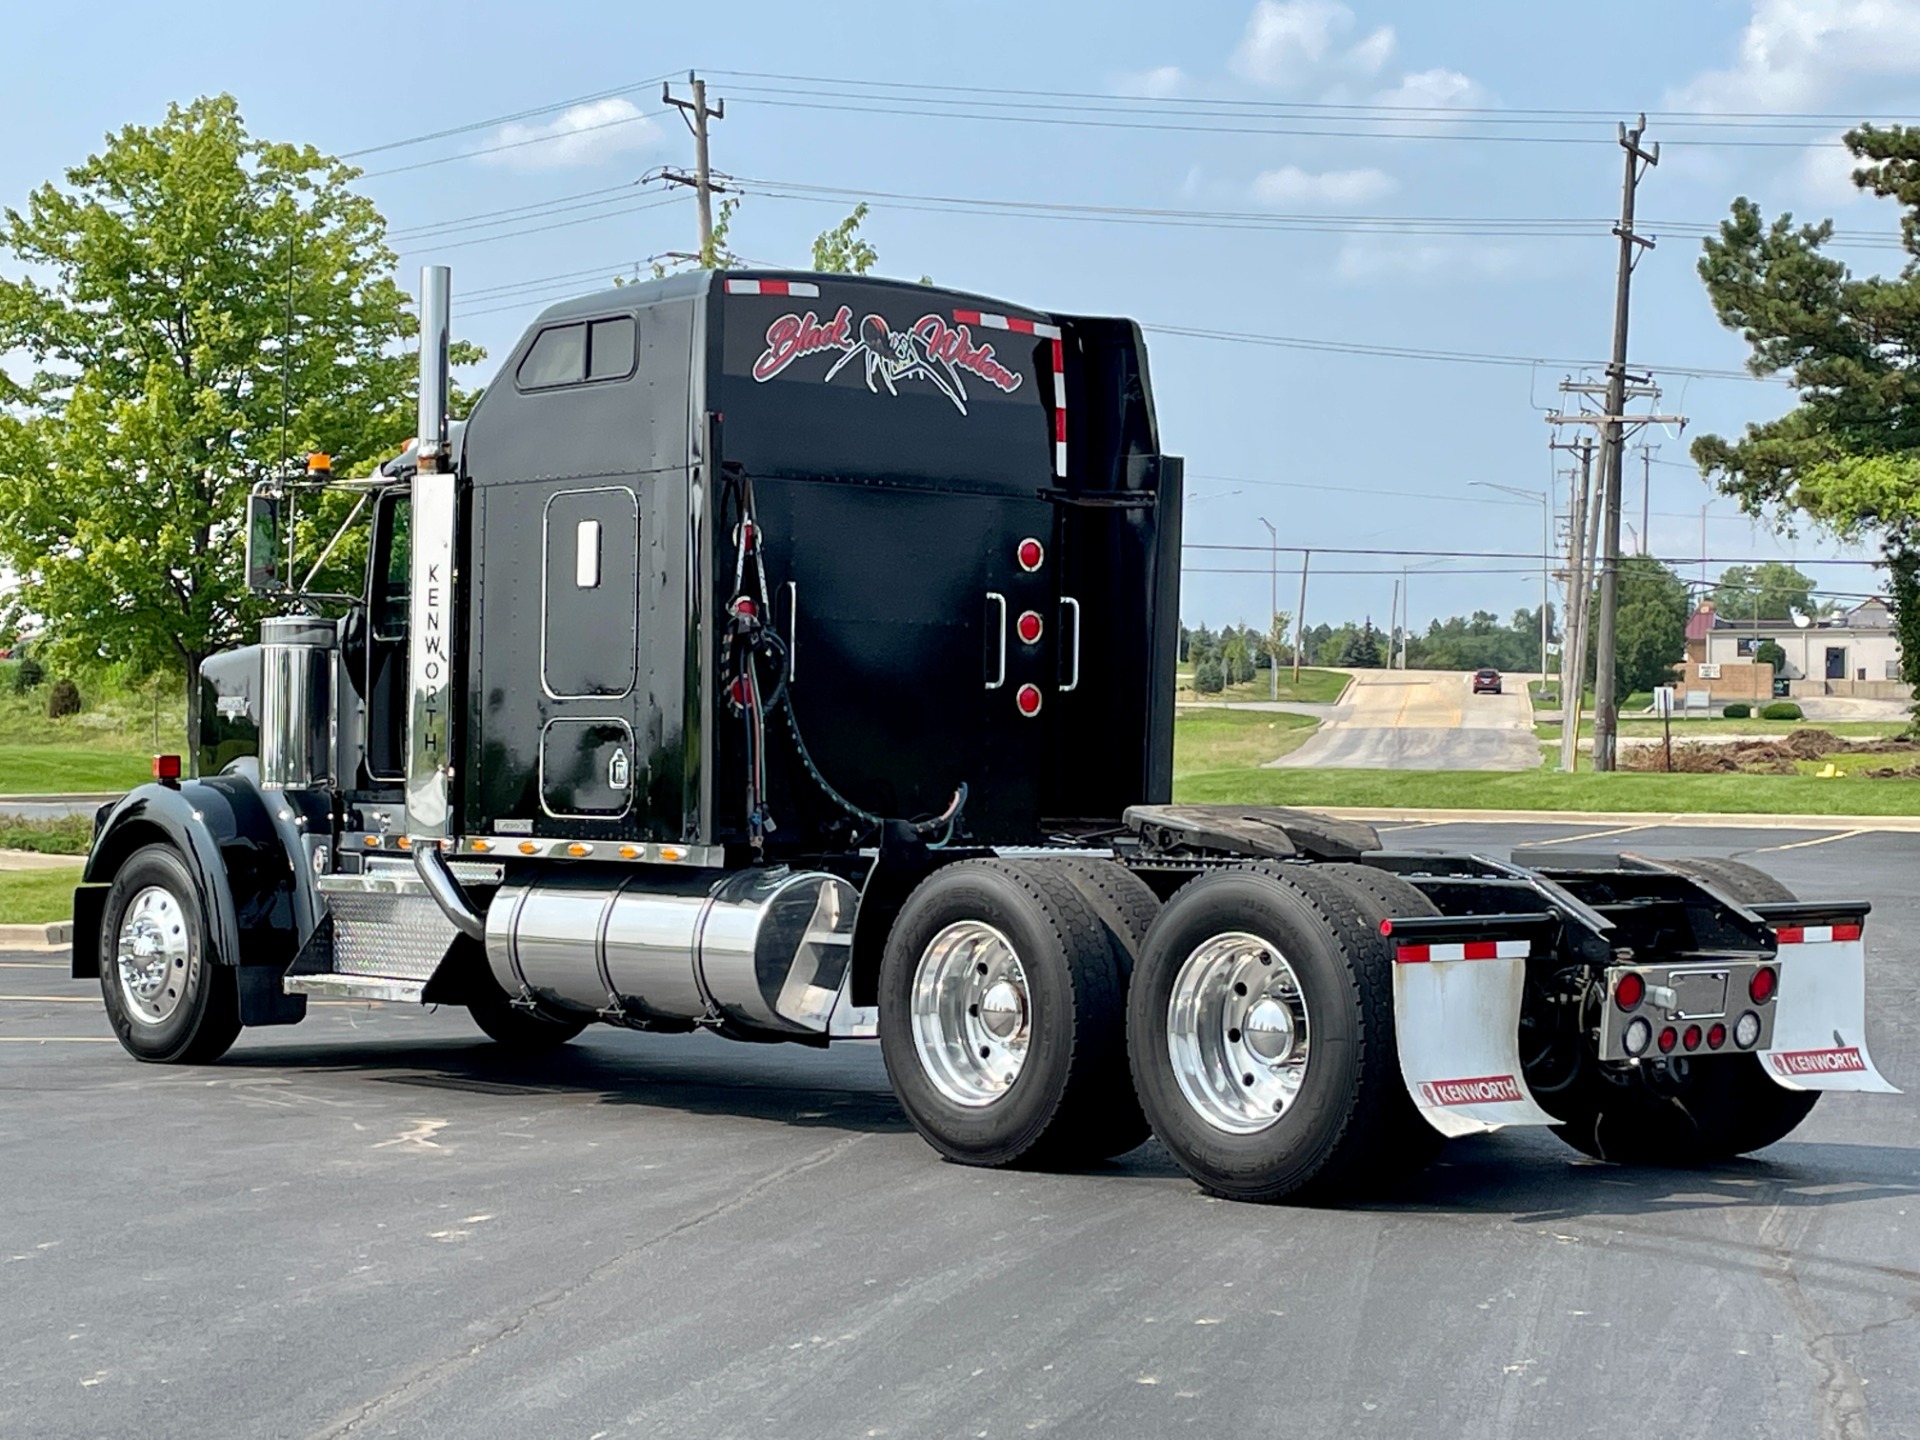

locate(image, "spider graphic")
[[824, 313, 970, 415]]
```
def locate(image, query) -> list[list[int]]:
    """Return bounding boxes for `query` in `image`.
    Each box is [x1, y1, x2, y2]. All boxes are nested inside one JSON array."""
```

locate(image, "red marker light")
[[1683, 1024, 1703, 1051], [1707, 1022, 1728, 1050], [1016, 538, 1044, 572], [1749, 966, 1778, 1005], [1015, 684, 1043, 717], [1016, 610, 1043, 644], [152, 754, 182, 781], [1657, 1026, 1678, 1055], [1614, 972, 1645, 1011]]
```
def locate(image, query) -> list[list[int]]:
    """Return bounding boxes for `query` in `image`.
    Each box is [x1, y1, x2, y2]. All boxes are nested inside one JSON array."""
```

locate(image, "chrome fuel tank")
[[483, 867, 856, 1036]]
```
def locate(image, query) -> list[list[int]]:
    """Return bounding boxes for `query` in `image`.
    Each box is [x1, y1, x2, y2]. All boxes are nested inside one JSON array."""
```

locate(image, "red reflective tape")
[[1051, 338, 1064, 371], [953, 309, 982, 325], [1395, 944, 1431, 964], [1774, 926, 1805, 945], [1004, 316, 1036, 334], [1834, 923, 1862, 942], [1054, 409, 1067, 441], [1462, 941, 1499, 961], [756, 280, 790, 296]]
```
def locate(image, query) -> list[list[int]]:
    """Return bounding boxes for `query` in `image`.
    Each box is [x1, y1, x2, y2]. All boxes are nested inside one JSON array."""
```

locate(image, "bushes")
[[1760, 701, 1804, 721], [1192, 658, 1226, 694], [1723, 702, 1752, 719], [10, 656, 43, 693], [46, 678, 82, 718]]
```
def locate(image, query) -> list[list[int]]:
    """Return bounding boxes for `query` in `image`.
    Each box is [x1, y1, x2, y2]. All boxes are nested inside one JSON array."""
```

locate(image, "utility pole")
[[662, 73, 726, 263], [1260, 517, 1279, 699], [1390, 578, 1401, 672], [1638, 443, 1658, 556], [1591, 117, 1659, 773], [1293, 550, 1311, 683]]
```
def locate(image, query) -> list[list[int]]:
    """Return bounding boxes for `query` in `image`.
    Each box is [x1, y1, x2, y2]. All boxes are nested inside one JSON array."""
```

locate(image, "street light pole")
[[1259, 517, 1278, 699], [1473, 481, 1553, 686]]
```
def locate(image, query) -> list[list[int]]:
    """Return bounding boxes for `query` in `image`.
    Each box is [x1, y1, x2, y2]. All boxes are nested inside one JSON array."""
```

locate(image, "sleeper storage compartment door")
[[542, 487, 639, 699], [541, 718, 636, 818]]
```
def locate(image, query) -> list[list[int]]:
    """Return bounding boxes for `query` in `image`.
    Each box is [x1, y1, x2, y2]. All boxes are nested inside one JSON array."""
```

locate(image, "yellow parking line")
[[0, 994, 100, 1004]]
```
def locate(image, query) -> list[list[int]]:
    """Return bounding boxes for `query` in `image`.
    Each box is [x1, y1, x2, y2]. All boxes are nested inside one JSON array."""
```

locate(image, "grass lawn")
[[0, 867, 82, 926], [0, 816, 95, 856], [1175, 665, 1348, 706], [1174, 710, 1319, 777], [1173, 765, 1920, 816], [0, 746, 150, 794]]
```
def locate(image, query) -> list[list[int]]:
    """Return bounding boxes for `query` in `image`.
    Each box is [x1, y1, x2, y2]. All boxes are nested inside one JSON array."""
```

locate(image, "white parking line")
[[1747, 828, 1871, 854], [1516, 823, 1655, 848]]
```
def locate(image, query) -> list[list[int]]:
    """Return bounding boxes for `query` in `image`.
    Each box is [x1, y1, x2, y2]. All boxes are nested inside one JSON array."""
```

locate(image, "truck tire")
[[1021, 857, 1162, 963], [98, 844, 242, 1065], [879, 858, 1144, 1169], [1549, 855, 1817, 1165], [467, 994, 589, 1052], [1127, 863, 1430, 1204]]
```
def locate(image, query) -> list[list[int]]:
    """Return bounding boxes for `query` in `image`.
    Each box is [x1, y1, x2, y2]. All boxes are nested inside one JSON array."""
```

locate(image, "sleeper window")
[[517, 323, 586, 390], [587, 317, 636, 380]]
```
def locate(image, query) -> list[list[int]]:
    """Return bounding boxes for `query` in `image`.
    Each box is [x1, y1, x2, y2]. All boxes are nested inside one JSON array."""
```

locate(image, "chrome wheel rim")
[[1167, 931, 1311, 1135], [116, 885, 192, 1027], [910, 921, 1031, 1107]]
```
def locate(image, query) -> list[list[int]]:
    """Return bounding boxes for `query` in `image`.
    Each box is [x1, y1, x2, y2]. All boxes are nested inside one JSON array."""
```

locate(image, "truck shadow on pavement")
[[221, 1034, 918, 1135]]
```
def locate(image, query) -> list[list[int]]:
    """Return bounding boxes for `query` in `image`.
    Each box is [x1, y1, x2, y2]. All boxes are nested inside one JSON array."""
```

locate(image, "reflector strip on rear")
[[1395, 940, 1531, 964], [726, 279, 819, 297], [1774, 924, 1863, 945], [951, 309, 1062, 340]]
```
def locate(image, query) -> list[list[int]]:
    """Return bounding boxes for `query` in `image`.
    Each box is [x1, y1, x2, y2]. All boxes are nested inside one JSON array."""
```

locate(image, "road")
[[1270, 668, 1540, 770], [1, 821, 1915, 1439]]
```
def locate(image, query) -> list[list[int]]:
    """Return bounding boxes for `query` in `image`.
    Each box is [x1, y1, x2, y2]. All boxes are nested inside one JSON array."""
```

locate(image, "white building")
[[1699, 598, 1906, 699]]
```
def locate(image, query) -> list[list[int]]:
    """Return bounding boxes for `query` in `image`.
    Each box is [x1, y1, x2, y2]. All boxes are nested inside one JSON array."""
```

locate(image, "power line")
[[392, 194, 687, 258], [361, 108, 676, 178], [1182, 542, 1883, 564], [340, 73, 679, 159]]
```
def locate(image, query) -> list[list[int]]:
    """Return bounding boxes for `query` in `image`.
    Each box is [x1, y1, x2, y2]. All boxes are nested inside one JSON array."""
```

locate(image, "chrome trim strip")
[[985, 591, 1008, 689], [1060, 595, 1082, 693], [453, 836, 726, 868], [283, 974, 427, 1004], [405, 467, 457, 839]]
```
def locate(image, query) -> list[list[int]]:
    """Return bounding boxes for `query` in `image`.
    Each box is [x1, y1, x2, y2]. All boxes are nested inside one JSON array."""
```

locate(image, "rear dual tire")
[[1126, 863, 1442, 1204], [878, 858, 1150, 1169]]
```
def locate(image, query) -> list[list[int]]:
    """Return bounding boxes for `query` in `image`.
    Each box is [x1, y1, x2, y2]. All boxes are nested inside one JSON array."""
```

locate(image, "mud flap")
[[1392, 940, 1560, 1138], [1761, 928, 1898, 1094]]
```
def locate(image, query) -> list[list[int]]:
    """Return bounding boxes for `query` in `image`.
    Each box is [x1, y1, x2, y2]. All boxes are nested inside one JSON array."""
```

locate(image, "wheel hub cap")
[[910, 921, 1032, 1107], [116, 886, 191, 1027], [1166, 931, 1312, 1135]]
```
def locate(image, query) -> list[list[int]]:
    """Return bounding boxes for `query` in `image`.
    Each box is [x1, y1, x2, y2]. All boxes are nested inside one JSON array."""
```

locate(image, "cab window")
[[370, 492, 410, 640]]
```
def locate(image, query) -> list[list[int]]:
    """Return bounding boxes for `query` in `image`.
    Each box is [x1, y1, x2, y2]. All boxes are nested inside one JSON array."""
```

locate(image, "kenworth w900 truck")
[[71, 267, 1896, 1203]]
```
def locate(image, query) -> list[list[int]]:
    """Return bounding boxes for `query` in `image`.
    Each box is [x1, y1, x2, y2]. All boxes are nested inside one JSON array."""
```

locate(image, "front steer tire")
[[98, 844, 242, 1065], [878, 858, 1146, 1170], [1548, 855, 1818, 1165], [1127, 864, 1434, 1204]]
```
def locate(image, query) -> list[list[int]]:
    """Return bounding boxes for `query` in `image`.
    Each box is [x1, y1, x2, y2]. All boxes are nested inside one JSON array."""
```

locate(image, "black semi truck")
[[71, 267, 1894, 1203]]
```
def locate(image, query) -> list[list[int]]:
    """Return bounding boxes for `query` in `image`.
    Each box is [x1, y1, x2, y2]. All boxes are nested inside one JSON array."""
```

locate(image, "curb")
[[0, 922, 71, 947], [1315, 807, 1920, 832]]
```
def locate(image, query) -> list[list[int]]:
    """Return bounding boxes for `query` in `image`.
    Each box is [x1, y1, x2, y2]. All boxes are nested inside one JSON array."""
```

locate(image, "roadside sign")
[[1653, 686, 1676, 718]]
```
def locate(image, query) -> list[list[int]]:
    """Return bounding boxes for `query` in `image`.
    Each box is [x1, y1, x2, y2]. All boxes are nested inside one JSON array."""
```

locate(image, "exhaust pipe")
[[417, 265, 451, 474]]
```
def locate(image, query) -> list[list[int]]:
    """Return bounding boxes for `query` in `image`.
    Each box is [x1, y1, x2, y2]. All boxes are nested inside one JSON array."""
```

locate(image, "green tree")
[[1710, 561, 1816, 622], [1192, 657, 1225, 694], [0, 96, 437, 740], [1592, 556, 1689, 698], [1693, 123, 1920, 721], [1220, 630, 1253, 685], [1755, 638, 1789, 675], [1339, 620, 1384, 669], [811, 203, 880, 275]]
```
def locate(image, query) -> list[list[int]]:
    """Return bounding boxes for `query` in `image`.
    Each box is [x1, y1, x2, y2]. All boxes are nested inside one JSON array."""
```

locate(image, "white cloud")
[[1251, 165, 1397, 205], [483, 97, 662, 170], [1671, 0, 1920, 112], [1116, 65, 1188, 98], [1373, 67, 1485, 114], [1796, 136, 1872, 204], [1334, 238, 1535, 284], [1230, 1, 1395, 88]]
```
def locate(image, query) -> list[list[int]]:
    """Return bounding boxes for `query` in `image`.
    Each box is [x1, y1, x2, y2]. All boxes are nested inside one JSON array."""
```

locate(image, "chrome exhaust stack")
[[416, 265, 451, 475]]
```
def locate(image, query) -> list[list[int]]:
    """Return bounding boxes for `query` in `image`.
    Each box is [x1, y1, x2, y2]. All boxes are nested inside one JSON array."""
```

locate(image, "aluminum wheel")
[[1167, 930, 1311, 1135], [115, 885, 192, 1027], [910, 920, 1032, 1107]]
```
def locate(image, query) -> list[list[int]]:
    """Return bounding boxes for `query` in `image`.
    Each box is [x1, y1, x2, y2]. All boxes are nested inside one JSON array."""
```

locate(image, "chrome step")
[[283, 973, 426, 1003]]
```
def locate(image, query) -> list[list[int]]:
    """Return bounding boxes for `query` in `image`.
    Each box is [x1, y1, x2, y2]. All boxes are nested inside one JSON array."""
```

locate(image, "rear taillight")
[[1749, 966, 1778, 1005], [1614, 972, 1645, 1010]]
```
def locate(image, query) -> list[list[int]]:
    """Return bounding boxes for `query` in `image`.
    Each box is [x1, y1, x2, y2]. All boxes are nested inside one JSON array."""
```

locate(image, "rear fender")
[[77, 777, 324, 1026], [1385, 912, 1562, 1137], [1749, 903, 1897, 1094]]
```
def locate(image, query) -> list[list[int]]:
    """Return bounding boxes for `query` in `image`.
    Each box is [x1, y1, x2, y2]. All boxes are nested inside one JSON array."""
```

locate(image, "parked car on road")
[[1472, 667, 1503, 695]]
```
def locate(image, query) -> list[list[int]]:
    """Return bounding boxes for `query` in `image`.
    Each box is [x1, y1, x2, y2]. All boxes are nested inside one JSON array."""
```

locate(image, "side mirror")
[[245, 490, 284, 592]]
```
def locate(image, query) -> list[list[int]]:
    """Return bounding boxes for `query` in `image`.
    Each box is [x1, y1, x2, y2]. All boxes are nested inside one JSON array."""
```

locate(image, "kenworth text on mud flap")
[[71, 267, 1897, 1203]]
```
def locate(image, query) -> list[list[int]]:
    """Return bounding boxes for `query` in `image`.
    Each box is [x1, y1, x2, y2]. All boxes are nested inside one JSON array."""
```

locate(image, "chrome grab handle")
[[1061, 596, 1082, 692], [985, 592, 1008, 689], [786, 580, 798, 681]]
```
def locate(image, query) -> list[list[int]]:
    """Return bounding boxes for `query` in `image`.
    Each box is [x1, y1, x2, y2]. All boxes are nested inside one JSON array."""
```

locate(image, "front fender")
[[76, 777, 324, 1002]]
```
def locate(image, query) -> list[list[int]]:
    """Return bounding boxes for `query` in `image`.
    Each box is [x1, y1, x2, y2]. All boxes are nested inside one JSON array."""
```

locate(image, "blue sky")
[[4, 0, 1917, 633]]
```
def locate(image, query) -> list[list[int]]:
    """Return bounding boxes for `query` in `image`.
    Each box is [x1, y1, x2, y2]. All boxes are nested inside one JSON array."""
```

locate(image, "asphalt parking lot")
[[3, 821, 1916, 1440]]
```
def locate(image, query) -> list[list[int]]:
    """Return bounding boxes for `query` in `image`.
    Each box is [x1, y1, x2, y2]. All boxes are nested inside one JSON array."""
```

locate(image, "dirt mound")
[[1622, 728, 1919, 778]]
